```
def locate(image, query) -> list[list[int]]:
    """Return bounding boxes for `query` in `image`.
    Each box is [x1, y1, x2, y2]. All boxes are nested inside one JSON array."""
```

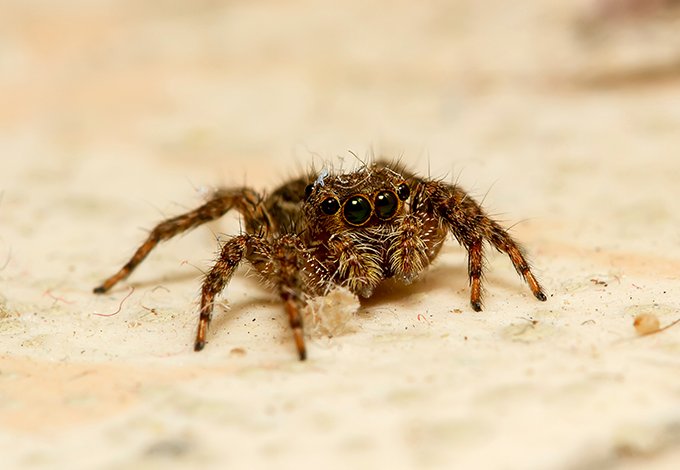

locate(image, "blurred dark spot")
[[144, 439, 192, 458]]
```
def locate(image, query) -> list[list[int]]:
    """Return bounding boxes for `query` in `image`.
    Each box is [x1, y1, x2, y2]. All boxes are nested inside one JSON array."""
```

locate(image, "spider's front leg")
[[94, 188, 268, 294], [423, 180, 547, 311], [194, 234, 249, 353], [195, 234, 311, 360]]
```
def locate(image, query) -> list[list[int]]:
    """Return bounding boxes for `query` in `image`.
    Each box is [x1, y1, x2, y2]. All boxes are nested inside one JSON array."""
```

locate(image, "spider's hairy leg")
[[467, 238, 484, 311], [196, 233, 310, 360], [94, 188, 269, 294], [486, 219, 547, 302], [272, 235, 309, 361], [195, 234, 248, 352], [425, 180, 547, 310]]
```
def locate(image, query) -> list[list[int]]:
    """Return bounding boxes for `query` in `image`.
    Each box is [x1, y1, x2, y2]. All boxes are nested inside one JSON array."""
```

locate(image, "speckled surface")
[[1, 1, 680, 469]]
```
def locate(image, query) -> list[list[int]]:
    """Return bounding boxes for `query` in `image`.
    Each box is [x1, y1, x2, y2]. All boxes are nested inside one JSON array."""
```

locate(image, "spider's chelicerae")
[[94, 160, 546, 360]]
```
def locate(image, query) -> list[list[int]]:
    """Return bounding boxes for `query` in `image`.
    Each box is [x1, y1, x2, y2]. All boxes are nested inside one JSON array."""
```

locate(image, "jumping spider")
[[94, 160, 546, 360]]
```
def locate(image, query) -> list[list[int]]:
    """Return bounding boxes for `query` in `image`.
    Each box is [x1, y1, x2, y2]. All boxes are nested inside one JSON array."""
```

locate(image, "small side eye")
[[343, 196, 372, 226], [397, 183, 410, 201], [374, 191, 398, 220], [321, 197, 340, 215], [304, 183, 314, 200]]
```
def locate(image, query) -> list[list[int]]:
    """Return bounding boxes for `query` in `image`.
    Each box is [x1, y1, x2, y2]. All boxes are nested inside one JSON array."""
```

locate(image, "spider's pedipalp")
[[386, 213, 433, 284]]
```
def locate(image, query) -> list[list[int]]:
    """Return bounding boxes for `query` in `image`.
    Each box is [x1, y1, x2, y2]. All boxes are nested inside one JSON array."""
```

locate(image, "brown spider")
[[94, 160, 546, 360]]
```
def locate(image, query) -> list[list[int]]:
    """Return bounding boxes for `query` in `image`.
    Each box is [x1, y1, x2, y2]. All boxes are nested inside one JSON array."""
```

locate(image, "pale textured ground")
[[1, 1, 680, 469]]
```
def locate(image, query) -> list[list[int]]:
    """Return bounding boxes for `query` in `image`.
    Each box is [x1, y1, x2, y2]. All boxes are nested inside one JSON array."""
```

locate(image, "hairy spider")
[[94, 160, 546, 360]]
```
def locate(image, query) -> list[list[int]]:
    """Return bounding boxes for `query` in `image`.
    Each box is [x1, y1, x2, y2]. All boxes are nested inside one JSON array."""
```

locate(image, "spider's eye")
[[397, 183, 410, 201], [320, 197, 340, 215], [343, 195, 372, 226], [374, 191, 398, 220], [304, 184, 314, 200]]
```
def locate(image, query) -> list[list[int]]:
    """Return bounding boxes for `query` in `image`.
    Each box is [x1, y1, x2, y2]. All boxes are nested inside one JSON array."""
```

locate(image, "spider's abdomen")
[[263, 177, 309, 236]]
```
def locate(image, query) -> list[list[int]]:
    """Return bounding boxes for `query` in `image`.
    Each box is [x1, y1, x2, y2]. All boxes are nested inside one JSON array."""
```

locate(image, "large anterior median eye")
[[343, 195, 372, 226], [374, 191, 398, 220]]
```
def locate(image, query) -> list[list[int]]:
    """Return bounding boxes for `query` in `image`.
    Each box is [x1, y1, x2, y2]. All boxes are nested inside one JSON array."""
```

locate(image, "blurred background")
[[3, 0, 680, 284], [2, 1, 680, 469], [3, 0, 680, 227], [3, 0, 679, 169]]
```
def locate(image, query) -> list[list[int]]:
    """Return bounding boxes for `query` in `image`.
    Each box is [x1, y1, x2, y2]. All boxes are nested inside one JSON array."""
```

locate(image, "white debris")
[[314, 167, 329, 187], [303, 286, 360, 337]]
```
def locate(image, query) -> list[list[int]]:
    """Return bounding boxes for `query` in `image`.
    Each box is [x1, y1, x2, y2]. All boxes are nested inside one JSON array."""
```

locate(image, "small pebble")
[[633, 313, 660, 335], [229, 347, 247, 356]]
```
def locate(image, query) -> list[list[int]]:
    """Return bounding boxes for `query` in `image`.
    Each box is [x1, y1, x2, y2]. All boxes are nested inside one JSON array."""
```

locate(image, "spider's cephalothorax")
[[94, 160, 547, 360]]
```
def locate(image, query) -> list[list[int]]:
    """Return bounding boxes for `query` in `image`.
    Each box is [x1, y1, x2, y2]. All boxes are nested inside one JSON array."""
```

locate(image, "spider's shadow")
[[360, 259, 531, 311], [360, 262, 468, 309], [126, 271, 199, 291], [208, 295, 282, 336], [117, 255, 527, 335]]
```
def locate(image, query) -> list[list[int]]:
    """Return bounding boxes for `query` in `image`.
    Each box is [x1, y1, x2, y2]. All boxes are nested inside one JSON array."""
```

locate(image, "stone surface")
[[1, 1, 679, 469]]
